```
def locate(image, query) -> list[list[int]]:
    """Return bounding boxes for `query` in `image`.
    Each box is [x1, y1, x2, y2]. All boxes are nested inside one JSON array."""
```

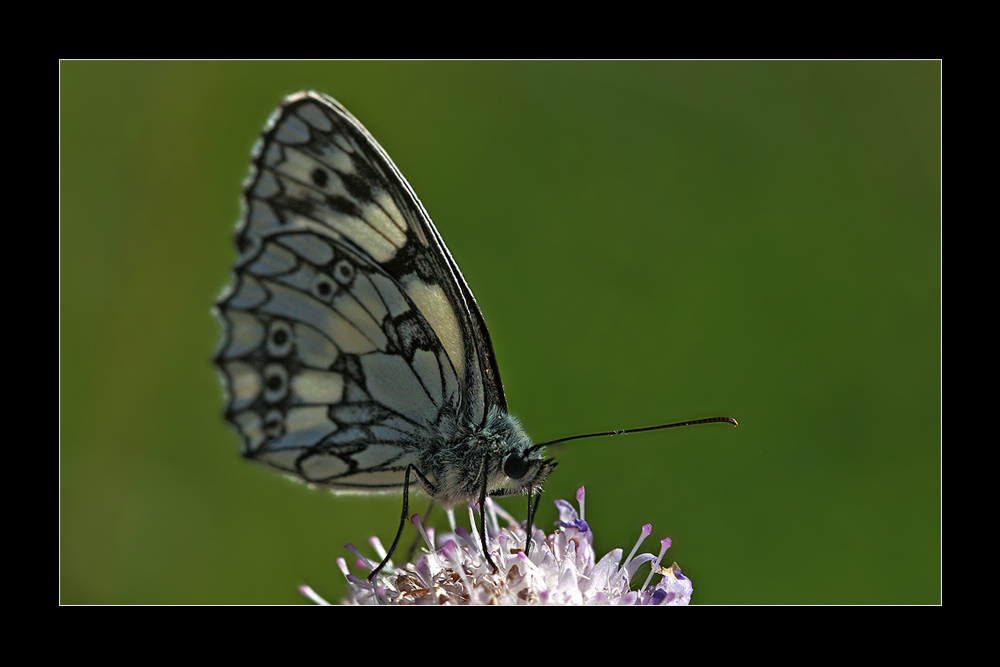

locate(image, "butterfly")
[[214, 92, 736, 579]]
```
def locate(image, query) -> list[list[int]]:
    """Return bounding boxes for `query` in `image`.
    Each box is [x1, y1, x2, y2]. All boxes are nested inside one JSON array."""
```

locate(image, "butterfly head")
[[491, 444, 557, 499], [424, 407, 554, 507], [478, 408, 557, 500]]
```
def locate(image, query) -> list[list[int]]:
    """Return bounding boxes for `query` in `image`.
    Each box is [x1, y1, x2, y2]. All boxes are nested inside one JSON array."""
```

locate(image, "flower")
[[302, 487, 693, 605]]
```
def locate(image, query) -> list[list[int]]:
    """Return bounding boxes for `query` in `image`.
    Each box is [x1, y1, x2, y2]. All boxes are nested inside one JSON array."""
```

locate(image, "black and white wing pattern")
[[214, 92, 552, 507]]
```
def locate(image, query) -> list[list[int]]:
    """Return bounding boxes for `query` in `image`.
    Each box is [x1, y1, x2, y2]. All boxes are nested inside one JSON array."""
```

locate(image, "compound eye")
[[503, 453, 531, 480]]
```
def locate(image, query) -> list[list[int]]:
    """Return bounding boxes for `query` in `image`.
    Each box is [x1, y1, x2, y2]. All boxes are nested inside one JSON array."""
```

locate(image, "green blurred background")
[[60, 61, 940, 604]]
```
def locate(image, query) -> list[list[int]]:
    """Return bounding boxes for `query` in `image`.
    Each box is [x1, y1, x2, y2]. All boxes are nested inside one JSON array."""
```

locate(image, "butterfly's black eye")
[[503, 453, 531, 480]]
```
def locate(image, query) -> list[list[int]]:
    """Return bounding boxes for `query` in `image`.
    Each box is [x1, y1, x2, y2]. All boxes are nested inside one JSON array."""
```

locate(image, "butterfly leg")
[[477, 457, 500, 574], [368, 463, 437, 581], [524, 488, 542, 558]]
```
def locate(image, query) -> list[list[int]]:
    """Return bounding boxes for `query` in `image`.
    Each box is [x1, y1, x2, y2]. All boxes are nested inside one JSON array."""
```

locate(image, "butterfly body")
[[215, 92, 553, 519]]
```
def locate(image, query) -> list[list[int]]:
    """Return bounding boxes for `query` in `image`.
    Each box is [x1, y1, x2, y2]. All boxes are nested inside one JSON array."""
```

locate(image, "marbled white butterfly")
[[214, 92, 736, 578]]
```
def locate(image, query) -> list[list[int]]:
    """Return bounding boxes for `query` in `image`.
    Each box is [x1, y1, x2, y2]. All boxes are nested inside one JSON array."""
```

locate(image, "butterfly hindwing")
[[215, 92, 505, 491]]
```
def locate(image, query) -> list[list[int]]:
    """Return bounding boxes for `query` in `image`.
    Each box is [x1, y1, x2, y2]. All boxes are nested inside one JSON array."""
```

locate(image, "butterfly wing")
[[214, 92, 505, 490]]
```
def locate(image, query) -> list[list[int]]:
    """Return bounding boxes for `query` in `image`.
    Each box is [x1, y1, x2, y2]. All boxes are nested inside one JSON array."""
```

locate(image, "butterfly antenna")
[[527, 416, 738, 453]]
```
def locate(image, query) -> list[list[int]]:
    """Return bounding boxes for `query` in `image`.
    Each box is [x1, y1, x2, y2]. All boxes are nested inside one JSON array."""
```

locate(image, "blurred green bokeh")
[[61, 61, 940, 604]]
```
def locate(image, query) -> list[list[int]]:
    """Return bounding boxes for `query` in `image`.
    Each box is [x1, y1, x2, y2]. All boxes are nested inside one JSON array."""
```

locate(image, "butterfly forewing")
[[215, 92, 506, 491]]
